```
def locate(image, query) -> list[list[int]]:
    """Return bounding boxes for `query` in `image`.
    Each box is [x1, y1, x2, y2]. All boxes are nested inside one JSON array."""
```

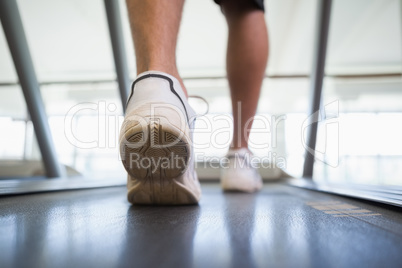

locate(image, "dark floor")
[[1, 183, 402, 268]]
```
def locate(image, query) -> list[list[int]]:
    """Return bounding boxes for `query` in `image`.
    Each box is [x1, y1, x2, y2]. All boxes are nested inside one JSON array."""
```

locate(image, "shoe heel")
[[121, 117, 191, 180]]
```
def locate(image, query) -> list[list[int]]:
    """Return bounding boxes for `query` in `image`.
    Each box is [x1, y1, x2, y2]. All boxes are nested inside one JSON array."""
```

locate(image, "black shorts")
[[213, 0, 265, 12]]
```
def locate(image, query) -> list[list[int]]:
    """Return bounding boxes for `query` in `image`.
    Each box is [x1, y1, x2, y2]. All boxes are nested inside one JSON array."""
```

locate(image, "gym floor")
[[1, 182, 402, 268]]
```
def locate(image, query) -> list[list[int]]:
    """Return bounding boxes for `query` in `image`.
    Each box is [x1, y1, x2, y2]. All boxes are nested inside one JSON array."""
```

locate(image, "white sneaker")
[[119, 71, 201, 205], [220, 148, 263, 193]]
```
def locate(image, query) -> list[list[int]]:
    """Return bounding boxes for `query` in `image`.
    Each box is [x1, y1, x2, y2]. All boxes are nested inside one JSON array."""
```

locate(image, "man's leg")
[[219, 0, 268, 192], [122, 0, 201, 205], [220, 0, 269, 149], [126, 0, 187, 95]]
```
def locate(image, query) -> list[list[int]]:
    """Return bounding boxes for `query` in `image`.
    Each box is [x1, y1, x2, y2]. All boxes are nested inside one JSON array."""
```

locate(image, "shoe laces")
[[188, 95, 209, 117]]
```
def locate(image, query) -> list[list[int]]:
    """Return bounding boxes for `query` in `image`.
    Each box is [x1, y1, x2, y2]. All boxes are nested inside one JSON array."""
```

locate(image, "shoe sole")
[[121, 116, 191, 181], [221, 174, 263, 193], [127, 176, 199, 205]]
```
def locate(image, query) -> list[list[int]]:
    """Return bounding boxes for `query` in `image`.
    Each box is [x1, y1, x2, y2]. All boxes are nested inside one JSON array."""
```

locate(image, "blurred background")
[[1, 0, 401, 186]]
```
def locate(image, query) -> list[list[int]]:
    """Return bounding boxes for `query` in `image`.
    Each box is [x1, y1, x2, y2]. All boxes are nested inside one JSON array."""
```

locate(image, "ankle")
[[230, 144, 249, 151], [136, 68, 188, 98]]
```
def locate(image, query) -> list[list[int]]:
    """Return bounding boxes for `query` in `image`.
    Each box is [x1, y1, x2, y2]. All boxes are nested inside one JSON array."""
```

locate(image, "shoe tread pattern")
[[122, 119, 190, 181]]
